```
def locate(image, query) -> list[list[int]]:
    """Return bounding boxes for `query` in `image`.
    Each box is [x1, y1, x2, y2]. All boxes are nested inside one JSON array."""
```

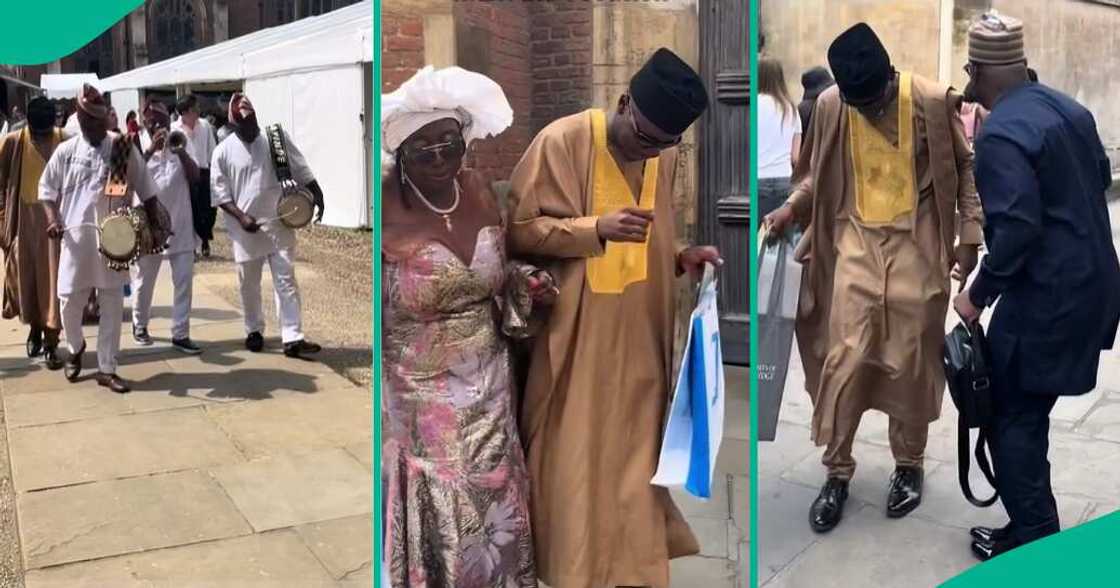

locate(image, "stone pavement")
[[758, 199, 1120, 587], [0, 262, 372, 587], [668, 365, 749, 588]]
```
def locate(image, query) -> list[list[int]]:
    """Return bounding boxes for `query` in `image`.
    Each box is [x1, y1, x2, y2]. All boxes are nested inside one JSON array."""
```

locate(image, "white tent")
[[99, 2, 374, 229], [39, 74, 99, 99]]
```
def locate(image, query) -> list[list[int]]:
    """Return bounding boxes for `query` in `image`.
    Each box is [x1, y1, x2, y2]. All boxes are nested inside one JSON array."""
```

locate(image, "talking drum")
[[276, 186, 315, 229], [265, 123, 316, 229], [98, 211, 140, 271]]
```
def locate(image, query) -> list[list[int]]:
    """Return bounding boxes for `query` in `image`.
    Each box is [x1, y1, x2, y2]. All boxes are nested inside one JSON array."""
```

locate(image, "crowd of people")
[[762, 12, 1120, 562], [381, 48, 722, 587], [0, 84, 325, 393]]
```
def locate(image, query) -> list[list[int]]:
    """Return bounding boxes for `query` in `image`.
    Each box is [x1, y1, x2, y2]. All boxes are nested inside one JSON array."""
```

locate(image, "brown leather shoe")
[[65, 342, 86, 382], [95, 372, 131, 394]]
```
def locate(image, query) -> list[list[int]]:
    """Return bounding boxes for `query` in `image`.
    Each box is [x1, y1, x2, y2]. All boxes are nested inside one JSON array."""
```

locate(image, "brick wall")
[[381, 11, 425, 93], [528, 1, 594, 135], [453, 1, 532, 181]]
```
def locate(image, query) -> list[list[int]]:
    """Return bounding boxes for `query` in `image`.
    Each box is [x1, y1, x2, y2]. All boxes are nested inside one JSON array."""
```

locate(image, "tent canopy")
[[39, 73, 99, 99], [99, 2, 372, 92]]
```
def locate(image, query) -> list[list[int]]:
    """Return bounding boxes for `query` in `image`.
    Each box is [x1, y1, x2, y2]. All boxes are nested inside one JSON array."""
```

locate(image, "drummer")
[[40, 84, 162, 393], [210, 93, 324, 358], [130, 98, 203, 354]]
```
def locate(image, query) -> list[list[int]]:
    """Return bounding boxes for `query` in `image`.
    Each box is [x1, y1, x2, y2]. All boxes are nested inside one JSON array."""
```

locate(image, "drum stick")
[[256, 208, 301, 224]]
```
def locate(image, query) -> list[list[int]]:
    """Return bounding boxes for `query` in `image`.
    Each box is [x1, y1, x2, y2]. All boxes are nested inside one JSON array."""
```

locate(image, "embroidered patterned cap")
[[968, 11, 1026, 65]]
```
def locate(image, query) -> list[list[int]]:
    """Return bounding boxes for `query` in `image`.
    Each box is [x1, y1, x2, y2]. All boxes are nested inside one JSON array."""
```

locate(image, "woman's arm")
[[790, 132, 802, 175]]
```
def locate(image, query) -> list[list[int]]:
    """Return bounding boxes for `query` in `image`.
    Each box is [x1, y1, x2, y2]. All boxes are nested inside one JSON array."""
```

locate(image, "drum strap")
[[265, 124, 295, 185], [105, 133, 130, 200]]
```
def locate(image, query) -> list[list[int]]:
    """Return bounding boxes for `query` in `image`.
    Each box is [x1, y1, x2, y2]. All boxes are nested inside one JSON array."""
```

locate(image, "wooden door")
[[698, 0, 750, 365]]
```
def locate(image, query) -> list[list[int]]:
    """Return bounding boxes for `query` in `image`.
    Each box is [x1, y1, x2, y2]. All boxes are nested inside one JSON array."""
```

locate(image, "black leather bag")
[[943, 321, 999, 507]]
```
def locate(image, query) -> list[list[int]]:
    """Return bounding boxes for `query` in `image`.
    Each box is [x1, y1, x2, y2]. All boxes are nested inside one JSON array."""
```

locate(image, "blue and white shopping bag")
[[651, 263, 725, 499]]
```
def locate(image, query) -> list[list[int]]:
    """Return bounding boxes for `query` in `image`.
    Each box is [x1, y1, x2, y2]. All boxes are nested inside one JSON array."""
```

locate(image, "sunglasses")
[[401, 137, 467, 165], [628, 103, 681, 149]]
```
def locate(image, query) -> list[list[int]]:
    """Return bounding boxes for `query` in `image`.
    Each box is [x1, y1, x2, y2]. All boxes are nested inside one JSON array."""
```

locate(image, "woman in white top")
[[756, 55, 801, 220]]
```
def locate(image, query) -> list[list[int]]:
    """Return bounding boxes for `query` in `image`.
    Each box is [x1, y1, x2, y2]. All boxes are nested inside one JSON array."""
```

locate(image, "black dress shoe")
[[970, 524, 1011, 544], [246, 331, 264, 352], [972, 536, 1021, 561], [810, 478, 849, 533], [95, 372, 131, 394], [886, 466, 924, 518], [27, 329, 43, 358], [43, 346, 63, 371], [65, 342, 86, 382], [283, 339, 322, 359]]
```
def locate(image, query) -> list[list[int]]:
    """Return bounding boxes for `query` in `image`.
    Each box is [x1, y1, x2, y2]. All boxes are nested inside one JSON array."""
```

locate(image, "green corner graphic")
[[942, 509, 1120, 586], [0, 1, 142, 64]]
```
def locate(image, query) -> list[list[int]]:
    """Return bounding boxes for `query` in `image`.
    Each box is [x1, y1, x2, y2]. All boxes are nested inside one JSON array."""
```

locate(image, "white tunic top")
[[39, 133, 158, 295], [138, 130, 199, 256], [171, 117, 217, 170], [210, 129, 315, 263]]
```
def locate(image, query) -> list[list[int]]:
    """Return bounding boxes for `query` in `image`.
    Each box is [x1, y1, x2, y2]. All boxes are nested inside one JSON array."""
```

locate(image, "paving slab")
[[758, 477, 822, 585], [1073, 398, 1120, 442], [670, 555, 737, 588], [345, 440, 373, 471], [18, 470, 252, 569], [205, 388, 372, 458], [24, 529, 335, 587], [294, 515, 372, 580], [3, 386, 135, 428], [8, 408, 244, 491], [211, 448, 371, 532], [764, 504, 975, 588]]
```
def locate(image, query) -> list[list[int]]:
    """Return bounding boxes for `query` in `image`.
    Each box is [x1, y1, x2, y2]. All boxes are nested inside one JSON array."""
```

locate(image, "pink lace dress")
[[382, 225, 536, 588]]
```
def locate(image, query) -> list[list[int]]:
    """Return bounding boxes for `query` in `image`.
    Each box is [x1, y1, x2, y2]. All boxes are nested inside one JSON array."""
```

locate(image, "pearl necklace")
[[403, 173, 460, 231]]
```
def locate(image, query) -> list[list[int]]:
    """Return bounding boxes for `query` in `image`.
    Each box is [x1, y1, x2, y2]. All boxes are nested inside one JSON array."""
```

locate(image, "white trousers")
[[130, 252, 194, 340], [237, 248, 303, 344], [59, 287, 123, 374]]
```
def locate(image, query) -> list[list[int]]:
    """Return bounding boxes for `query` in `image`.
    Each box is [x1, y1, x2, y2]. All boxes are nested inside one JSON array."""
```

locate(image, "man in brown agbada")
[[509, 48, 722, 588], [766, 23, 984, 532], [0, 96, 65, 369]]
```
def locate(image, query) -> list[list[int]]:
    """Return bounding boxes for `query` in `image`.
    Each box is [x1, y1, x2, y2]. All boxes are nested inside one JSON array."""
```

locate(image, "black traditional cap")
[[801, 66, 835, 101], [629, 48, 709, 136], [827, 23, 892, 106]]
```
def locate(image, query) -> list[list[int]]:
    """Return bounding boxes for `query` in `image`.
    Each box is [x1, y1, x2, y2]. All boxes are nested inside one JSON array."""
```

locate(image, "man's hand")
[[678, 246, 723, 280], [239, 213, 261, 234], [46, 221, 64, 240], [951, 244, 980, 292], [763, 203, 796, 238], [313, 192, 325, 224], [527, 272, 558, 307], [597, 208, 654, 243], [953, 289, 982, 323], [146, 129, 167, 157]]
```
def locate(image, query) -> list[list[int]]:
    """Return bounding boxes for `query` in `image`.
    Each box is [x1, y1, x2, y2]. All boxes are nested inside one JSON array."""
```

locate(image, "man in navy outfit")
[[954, 12, 1120, 561]]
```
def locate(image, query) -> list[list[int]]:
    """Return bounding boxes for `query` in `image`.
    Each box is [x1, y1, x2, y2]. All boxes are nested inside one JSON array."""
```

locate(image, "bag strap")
[[957, 413, 999, 507], [265, 123, 294, 184]]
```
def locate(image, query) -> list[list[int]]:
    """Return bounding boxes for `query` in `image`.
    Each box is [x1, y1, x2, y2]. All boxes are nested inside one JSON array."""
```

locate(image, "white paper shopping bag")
[[651, 263, 725, 499]]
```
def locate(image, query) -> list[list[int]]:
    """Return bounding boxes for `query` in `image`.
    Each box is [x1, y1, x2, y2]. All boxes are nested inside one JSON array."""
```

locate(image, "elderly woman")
[[381, 66, 552, 587]]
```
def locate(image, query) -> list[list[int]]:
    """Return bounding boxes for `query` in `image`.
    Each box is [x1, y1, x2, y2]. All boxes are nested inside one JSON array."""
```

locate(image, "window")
[[149, 0, 196, 63]]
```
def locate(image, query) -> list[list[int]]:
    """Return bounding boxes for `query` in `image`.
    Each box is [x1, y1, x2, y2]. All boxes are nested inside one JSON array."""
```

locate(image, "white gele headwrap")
[[381, 65, 514, 155]]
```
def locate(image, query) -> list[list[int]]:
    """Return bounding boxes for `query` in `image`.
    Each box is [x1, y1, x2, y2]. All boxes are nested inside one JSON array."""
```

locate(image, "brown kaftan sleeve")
[[786, 133, 816, 225], [508, 122, 604, 260], [948, 91, 985, 246]]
